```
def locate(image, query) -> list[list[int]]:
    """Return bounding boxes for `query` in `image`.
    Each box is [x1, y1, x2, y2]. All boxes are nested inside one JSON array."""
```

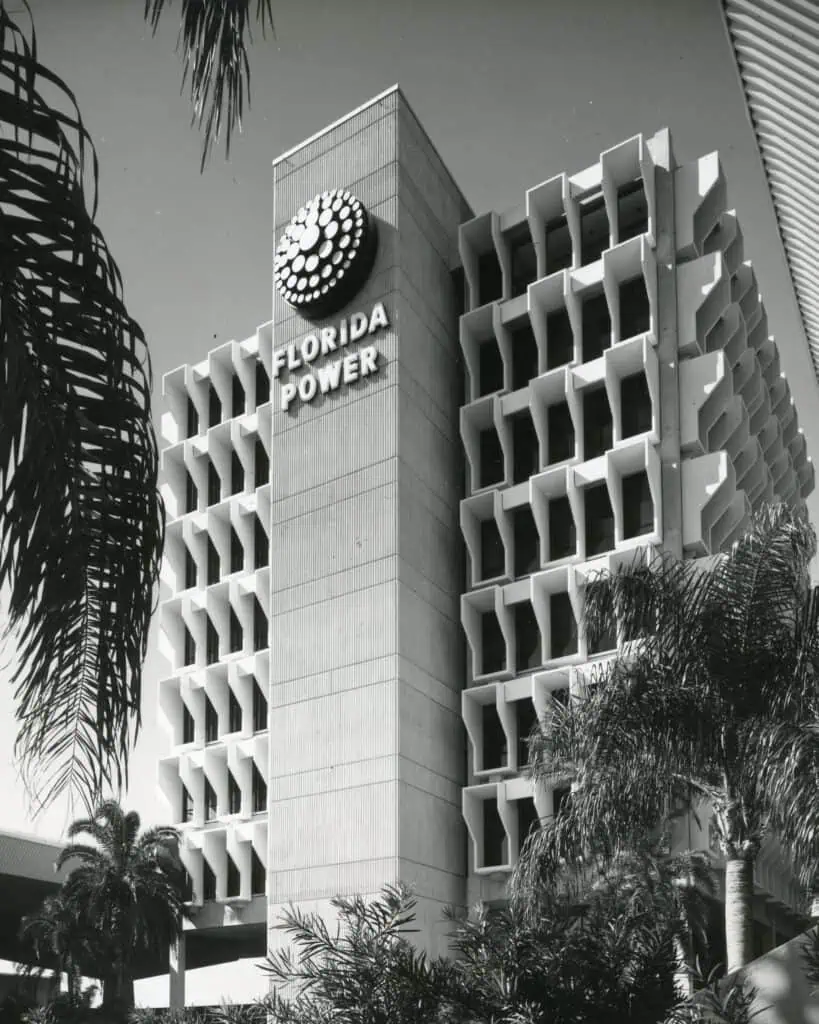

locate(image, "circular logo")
[[274, 189, 378, 320]]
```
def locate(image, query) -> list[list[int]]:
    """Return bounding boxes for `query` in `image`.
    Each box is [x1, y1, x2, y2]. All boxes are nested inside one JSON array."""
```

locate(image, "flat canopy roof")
[[0, 831, 263, 979], [0, 832, 65, 966]]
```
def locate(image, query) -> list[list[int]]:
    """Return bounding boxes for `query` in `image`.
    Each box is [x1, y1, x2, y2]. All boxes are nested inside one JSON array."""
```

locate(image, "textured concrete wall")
[[267, 88, 471, 958]]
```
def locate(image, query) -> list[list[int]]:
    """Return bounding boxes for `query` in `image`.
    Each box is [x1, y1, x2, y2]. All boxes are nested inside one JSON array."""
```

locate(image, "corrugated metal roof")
[[722, 0, 819, 379]]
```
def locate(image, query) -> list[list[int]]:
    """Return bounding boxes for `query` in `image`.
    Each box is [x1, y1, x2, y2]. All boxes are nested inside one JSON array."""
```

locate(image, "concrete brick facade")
[[266, 89, 471, 956]]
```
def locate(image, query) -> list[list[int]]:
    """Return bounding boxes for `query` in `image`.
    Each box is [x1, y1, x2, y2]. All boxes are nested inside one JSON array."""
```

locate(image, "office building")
[[157, 86, 815, 1003]]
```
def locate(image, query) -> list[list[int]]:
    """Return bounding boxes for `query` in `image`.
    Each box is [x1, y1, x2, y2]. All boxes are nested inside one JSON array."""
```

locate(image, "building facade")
[[157, 87, 815, 1003]]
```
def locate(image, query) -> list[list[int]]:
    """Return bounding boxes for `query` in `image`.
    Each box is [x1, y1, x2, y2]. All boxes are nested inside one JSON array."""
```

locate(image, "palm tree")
[[454, 849, 710, 1024], [55, 800, 191, 1010], [0, 0, 271, 814], [263, 885, 458, 1024], [515, 502, 819, 974], [143, 0, 275, 171], [263, 874, 749, 1024], [19, 893, 95, 999]]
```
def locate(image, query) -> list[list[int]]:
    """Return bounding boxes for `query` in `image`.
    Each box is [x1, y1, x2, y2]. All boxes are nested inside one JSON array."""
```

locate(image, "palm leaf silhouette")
[[0, 2, 163, 812]]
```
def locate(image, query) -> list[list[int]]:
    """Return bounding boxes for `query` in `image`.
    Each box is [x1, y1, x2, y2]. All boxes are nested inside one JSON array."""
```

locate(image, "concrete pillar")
[[169, 934, 186, 1009]]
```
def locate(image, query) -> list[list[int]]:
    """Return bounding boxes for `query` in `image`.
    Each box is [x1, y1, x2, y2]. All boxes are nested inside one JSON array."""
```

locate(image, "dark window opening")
[[553, 785, 571, 818], [510, 321, 539, 390], [207, 462, 221, 506], [483, 801, 507, 867], [619, 275, 650, 340], [226, 854, 240, 898], [518, 797, 540, 854], [253, 683, 267, 733], [228, 688, 242, 732], [547, 402, 575, 464], [551, 592, 578, 658], [621, 374, 652, 438], [203, 859, 216, 901], [451, 266, 467, 319], [184, 547, 197, 590], [585, 483, 615, 557], [579, 192, 609, 266], [622, 597, 656, 645], [588, 593, 617, 654], [228, 772, 241, 815], [515, 601, 541, 672], [546, 308, 574, 370], [549, 496, 576, 560], [582, 291, 611, 362], [208, 385, 221, 429], [545, 216, 572, 275], [252, 761, 267, 813], [232, 375, 245, 418], [516, 701, 538, 768], [478, 250, 503, 306], [186, 396, 199, 439], [481, 612, 506, 676], [623, 471, 654, 538], [255, 438, 269, 488], [511, 412, 539, 484], [207, 538, 220, 586], [478, 341, 504, 397], [479, 518, 505, 582], [512, 506, 539, 578], [230, 528, 243, 574], [481, 703, 507, 770], [508, 227, 537, 297], [186, 473, 198, 514], [255, 361, 270, 407], [204, 779, 217, 822], [205, 696, 218, 743], [583, 387, 612, 460], [251, 849, 266, 895], [182, 704, 195, 744], [253, 599, 267, 652], [206, 616, 219, 665], [181, 785, 193, 823], [183, 627, 196, 668], [229, 608, 242, 654], [478, 429, 504, 489], [231, 452, 244, 495], [617, 180, 648, 244], [254, 517, 268, 568]]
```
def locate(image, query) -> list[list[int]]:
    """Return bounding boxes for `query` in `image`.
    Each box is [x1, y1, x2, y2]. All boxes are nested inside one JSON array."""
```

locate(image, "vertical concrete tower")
[[266, 87, 472, 955]]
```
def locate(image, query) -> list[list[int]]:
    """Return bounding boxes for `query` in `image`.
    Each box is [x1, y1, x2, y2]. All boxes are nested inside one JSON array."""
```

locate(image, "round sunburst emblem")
[[274, 189, 378, 319]]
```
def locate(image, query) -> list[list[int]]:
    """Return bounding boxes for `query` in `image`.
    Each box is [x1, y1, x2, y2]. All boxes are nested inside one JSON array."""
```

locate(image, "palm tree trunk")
[[102, 963, 135, 1011], [725, 857, 754, 973]]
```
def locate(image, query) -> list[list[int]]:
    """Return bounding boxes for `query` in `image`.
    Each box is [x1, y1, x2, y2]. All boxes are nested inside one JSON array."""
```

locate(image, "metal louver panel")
[[722, 0, 819, 378]]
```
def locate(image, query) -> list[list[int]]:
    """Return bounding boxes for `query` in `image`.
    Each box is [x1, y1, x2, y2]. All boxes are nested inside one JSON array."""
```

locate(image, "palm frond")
[[746, 717, 819, 887], [702, 503, 816, 717], [0, 5, 163, 813], [55, 841, 107, 872], [143, 0, 274, 171]]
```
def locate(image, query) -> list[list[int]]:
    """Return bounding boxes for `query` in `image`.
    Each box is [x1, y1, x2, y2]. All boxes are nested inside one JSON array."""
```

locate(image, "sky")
[[2, 0, 818, 840]]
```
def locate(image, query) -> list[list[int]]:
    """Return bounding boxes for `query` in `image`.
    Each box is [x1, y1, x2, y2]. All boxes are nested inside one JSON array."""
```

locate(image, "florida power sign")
[[272, 303, 389, 411], [273, 188, 389, 411]]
